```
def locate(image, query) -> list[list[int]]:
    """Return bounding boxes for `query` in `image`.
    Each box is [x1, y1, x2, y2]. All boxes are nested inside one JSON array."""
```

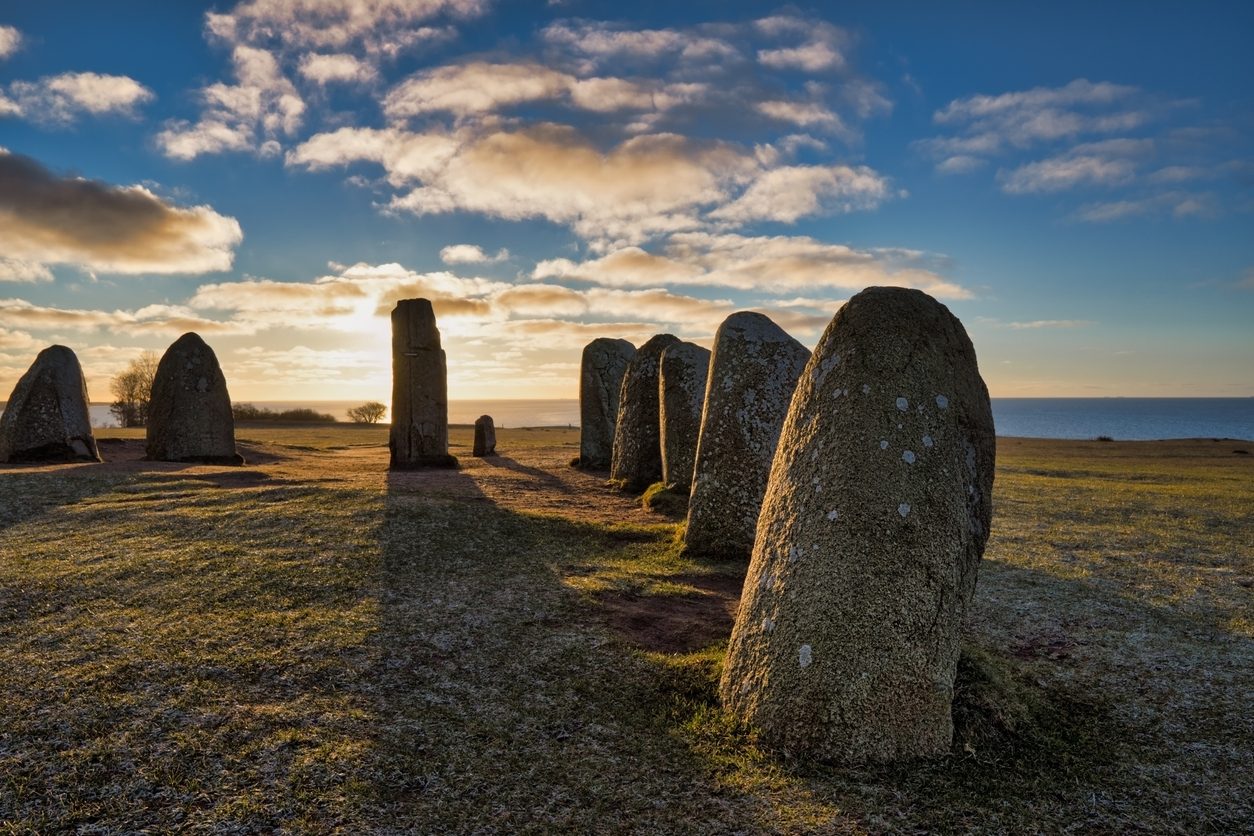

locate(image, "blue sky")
[[0, 0, 1250, 403]]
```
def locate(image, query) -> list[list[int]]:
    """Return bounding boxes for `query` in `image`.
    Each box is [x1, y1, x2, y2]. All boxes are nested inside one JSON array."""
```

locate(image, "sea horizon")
[[35, 396, 1250, 441]]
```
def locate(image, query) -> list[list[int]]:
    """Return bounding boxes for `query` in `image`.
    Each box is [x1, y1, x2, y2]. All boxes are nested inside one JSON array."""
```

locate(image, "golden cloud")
[[0, 152, 242, 274]]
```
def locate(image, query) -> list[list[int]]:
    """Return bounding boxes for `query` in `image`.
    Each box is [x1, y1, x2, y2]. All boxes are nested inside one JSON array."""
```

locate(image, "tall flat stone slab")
[[390, 298, 456, 469], [659, 341, 711, 493], [720, 286, 996, 763], [578, 338, 635, 469], [146, 333, 243, 465], [473, 414, 497, 457], [684, 313, 809, 558], [0, 345, 101, 463], [609, 333, 680, 492]]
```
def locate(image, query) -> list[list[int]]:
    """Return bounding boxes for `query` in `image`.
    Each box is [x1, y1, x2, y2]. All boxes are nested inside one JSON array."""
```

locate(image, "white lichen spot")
[[811, 449, 819, 461], [862, 384, 871, 394], [917, 405, 924, 413], [827, 509, 839, 520], [897, 423, 903, 429], [923, 435, 933, 448], [799, 645, 812, 668], [896, 397, 908, 410], [741, 679, 752, 694], [763, 616, 775, 633], [903, 450, 916, 464], [832, 388, 842, 399], [936, 394, 949, 408], [898, 503, 911, 517], [880, 440, 889, 450], [789, 545, 799, 563]]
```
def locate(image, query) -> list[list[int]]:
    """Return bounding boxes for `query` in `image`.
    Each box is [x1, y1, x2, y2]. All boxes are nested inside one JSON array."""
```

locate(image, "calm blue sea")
[[44, 397, 1254, 441]]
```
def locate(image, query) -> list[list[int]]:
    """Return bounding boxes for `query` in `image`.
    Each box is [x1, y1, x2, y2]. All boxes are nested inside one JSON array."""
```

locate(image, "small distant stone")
[[473, 415, 497, 457], [0, 345, 101, 463]]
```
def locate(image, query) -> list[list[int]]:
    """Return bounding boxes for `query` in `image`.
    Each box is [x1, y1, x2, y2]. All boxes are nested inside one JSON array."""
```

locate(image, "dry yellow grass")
[[0, 430, 1249, 833]]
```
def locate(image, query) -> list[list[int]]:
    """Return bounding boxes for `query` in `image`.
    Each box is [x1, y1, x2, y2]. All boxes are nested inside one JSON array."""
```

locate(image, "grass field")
[[0, 429, 1250, 833]]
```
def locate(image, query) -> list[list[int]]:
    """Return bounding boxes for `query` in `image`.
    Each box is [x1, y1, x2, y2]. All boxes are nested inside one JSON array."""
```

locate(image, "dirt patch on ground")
[[597, 572, 745, 654]]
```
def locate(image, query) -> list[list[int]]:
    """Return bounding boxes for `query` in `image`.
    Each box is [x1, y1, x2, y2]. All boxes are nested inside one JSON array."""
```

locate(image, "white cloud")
[[998, 138, 1152, 193], [440, 244, 509, 263], [0, 151, 243, 275], [540, 21, 736, 67], [205, 0, 480, 54], [709, 164, 889, 224], [0, 258, 55, 283], [298, 53, 379, 85], [754, 17, 848, 72], [382, 61, 703, 119], [935, 155, 986, 175], [976, 317, 1095, 329], [291, 124, 892, 244], [534, 232, 970, 298], [916, 79, 1152, 168], [0, 299, 253, 336], [0, 26, 22, 60], [1068, 190, 1220, 223], [157, 46, 305, 160], [2, 72, 155, 125]]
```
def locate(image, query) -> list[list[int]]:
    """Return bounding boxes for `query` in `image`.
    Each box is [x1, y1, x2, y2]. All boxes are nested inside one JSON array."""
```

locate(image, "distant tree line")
[[232, 403, 337, 423], [108, 352, 386, 427]]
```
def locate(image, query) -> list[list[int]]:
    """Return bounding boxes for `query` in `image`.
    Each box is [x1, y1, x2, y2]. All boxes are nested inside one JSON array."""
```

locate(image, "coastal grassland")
[[0, 431, 1250, 832]]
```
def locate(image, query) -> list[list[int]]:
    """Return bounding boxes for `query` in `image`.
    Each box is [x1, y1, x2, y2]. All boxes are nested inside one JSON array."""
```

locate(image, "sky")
[[0, 0, 1251, 404]]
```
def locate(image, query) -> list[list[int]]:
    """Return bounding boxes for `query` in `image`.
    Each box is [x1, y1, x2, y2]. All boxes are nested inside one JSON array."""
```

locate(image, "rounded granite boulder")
[[610, 333, 680, 492], [684, 313, 809, 558], [146, 333, 243, 465], [659, 341, 711, 494], [719, 286, 996, 763], [0, 345, 101, 463], [577, 338, 635, 469]]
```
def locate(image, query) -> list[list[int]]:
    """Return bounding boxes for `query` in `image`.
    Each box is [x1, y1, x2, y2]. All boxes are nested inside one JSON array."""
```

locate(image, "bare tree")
[[347, 401, 387, 424], [109, 350, 160, 428]]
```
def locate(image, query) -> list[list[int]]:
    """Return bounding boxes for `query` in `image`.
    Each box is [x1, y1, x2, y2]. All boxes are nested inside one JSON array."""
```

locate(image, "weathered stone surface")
[[390, 298, 456, 469], [473, 414, 497, 457], [578, 338, 635, 469], [609, 333, 680, 492], [684, 313, 809, 557], [659, 341, 711, 493], [0, 345, 101, 463], [719, 286, 996, 763], [146, 333, 243, 465]]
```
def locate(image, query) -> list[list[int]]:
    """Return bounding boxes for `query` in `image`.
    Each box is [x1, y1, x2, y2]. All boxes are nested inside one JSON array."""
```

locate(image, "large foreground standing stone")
[[609, 333, 680, 492], [390, 298, 456, 469], [659, 341, 711, 493], [0, 345, 101, 463], [720, 286, 996, 763], [578, 338, 635, 469], [146, 333, 243, 465], [473, 415, 497, 457], [684, 313, 809, 557]]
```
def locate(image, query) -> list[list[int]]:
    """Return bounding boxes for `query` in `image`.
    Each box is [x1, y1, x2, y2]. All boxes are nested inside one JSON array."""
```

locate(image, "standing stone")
[[0, 345, 101, 463], [659, 341, 711, 493], [609, 333, 680, 492], [146, 333, 243, 465], [578, 338, 635, 469], [720, 286, 996, 763], [390, 298, 456, 469], [684, 313, 810, 558], [473, 415, 497, 457]]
